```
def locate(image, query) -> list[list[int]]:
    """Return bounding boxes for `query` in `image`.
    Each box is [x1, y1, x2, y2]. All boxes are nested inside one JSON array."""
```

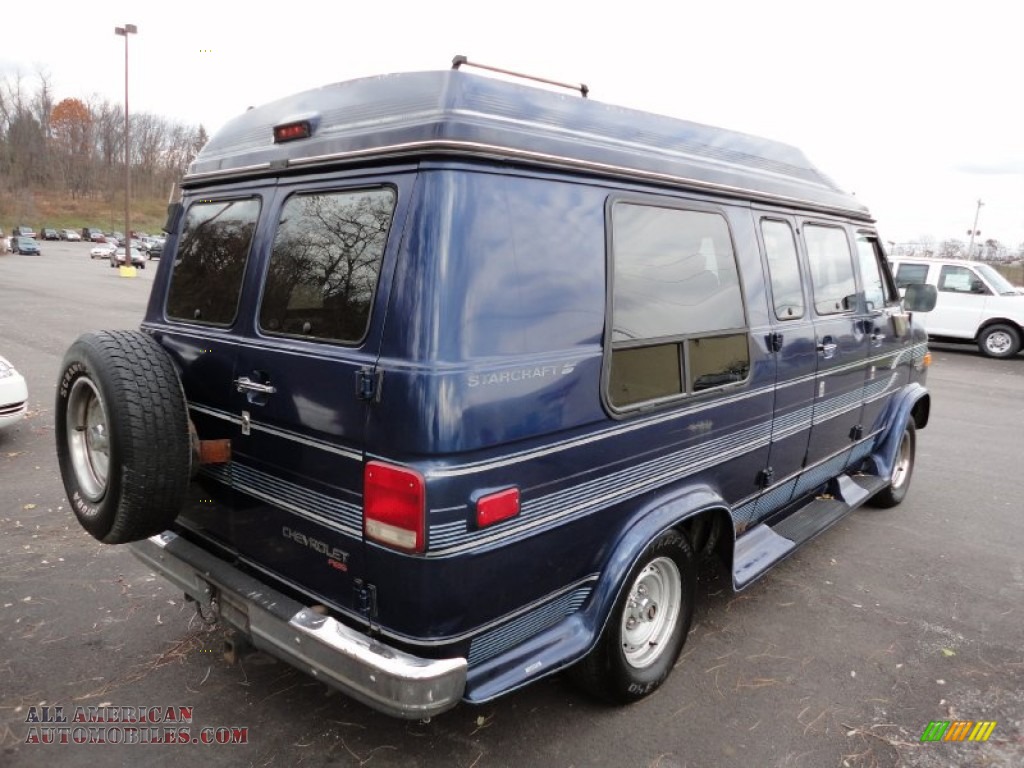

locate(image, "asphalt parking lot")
[[1, 243, 1022, 767]]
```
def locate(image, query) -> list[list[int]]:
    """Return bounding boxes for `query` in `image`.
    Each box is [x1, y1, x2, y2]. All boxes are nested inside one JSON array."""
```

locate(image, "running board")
[[733, 473, 888, 588]]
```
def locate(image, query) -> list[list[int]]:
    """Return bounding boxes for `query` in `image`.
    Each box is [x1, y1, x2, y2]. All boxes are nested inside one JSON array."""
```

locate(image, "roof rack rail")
[[451, 55, 588, 98]]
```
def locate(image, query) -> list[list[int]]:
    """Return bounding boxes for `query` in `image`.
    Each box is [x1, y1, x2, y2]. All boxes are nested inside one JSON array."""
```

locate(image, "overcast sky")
[[2, 0, 1022, 248]]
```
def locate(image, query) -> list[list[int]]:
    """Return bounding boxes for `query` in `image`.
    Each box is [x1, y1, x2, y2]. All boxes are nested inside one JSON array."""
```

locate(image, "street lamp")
[[966, 199, 983, 260], [114, 23, 137, 257]]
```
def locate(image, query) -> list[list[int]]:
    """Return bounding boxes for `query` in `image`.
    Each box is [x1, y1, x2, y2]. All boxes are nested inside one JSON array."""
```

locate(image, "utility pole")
[[114, 24, 137, 257], [966, 199, 983, 260]]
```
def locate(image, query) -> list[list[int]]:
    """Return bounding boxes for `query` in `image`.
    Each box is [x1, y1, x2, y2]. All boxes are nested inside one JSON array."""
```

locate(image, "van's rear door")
[[223, 172, 412, 617]]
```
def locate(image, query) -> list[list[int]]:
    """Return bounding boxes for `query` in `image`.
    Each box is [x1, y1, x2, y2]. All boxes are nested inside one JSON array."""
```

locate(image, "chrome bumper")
[[130, 532, 467, 719]]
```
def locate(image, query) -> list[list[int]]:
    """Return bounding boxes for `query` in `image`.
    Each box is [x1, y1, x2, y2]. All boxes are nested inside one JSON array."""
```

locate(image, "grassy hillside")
[[1, 188, 170, 236]]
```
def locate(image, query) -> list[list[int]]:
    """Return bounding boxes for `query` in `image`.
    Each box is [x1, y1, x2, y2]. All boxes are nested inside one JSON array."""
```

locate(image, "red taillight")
[[364, 461, 425, 553], [475, 487, 520, 528], [273, 120, 311, 143]]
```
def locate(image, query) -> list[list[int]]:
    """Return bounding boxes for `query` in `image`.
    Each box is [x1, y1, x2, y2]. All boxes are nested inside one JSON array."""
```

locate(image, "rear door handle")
[[816, 337, 838, 359], [234, 376, 277, 395]]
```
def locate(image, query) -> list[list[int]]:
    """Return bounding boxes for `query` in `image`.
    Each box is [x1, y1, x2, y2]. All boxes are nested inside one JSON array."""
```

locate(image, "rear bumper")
[[130, 532, 467, 719]]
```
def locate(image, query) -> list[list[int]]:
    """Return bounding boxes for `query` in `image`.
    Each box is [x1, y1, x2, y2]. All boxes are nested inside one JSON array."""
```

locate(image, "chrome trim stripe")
[[187, 403, 362, 461], [188, 403, 243, 425], [183, 138, 868, 218], [201, 462, 362, 538], [184, 161, 273, 181]]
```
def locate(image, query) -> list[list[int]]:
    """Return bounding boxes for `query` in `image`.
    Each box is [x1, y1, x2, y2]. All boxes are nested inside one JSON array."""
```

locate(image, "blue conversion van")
[[54, 59, 937, 719]]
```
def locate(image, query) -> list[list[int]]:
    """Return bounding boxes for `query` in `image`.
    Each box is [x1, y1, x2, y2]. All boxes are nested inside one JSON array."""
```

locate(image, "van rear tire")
[[978, 324, 1021, 359], [569, 530, 695, 704], [55, 330, 191, 544]]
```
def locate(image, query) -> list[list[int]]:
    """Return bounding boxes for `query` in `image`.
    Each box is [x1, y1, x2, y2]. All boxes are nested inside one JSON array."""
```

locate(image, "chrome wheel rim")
[[620, 556, 682, 669], [891, 430, 912, 490], [985, 331, 1012, 355], [67, 378, 110, 502]]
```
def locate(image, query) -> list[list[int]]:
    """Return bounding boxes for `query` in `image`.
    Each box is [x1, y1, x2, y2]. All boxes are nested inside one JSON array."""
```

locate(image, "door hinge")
[[355, 369, 383, 402], [757, 467, 775, 489], [353, 580, 378, 618], [767, 332, 784, 353], [850, 425, 864, 441]]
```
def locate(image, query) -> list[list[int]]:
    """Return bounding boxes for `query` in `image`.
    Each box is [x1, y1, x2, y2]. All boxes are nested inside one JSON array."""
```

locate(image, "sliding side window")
[[608, 203, 749, 408]]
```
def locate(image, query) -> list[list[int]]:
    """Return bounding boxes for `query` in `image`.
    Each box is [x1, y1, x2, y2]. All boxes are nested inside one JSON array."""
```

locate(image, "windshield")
[[976, 264, 1019, 295]]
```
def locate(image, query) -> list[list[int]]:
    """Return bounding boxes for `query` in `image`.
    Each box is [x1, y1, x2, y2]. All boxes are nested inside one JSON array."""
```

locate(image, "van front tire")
[[871, 422, 916, 509], [55, 330, 191, 544], [570, 530, 695, 704]]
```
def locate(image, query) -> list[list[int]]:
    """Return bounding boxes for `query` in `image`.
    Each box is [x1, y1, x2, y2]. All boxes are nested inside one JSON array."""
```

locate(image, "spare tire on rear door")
[[55, 330, 192, 544]]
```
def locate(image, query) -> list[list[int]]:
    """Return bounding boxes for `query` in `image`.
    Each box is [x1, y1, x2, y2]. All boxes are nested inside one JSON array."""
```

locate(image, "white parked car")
[[0, 355, 29, 430], [890, 258, 1024, 358], [90, 242, 117, 260]]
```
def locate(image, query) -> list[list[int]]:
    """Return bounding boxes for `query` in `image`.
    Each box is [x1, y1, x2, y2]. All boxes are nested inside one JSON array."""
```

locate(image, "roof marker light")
[[274, 121, 311, 143]]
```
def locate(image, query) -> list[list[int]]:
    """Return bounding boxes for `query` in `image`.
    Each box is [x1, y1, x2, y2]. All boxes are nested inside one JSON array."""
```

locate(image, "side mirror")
[[904, 283, 937, 312]]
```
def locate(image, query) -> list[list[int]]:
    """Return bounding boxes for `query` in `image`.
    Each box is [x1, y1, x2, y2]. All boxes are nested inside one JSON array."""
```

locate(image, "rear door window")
[[259, 188, 396, 344], [166, 198, 261, 325]]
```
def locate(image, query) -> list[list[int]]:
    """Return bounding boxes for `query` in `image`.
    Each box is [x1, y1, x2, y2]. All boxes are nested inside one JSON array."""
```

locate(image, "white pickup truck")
[[890, 257, 1024, 358]]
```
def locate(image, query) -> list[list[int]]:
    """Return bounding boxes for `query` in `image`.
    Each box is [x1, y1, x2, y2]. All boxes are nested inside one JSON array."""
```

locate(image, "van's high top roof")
[[187, 69, 869, 219]]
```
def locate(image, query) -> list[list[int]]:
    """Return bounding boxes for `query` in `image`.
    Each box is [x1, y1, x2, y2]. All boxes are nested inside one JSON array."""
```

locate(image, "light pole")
[[966, 199, 983, 260], [114, 24, 137, 257]]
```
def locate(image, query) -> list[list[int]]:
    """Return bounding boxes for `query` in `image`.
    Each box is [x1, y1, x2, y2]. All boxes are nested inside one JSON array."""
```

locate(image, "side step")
[[733, 474, 888, 588]]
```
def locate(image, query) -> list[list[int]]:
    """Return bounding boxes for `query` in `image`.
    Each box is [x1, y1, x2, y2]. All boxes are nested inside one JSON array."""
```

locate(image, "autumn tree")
[[51, 98, 93, 197]]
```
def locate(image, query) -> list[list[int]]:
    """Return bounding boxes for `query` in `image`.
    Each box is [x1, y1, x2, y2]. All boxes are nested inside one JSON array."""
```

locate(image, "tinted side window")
[[895, 263, 930, 288], [761, 219, 804, 320], [855, 233, 897, 310], [167, 198, 261, 325], [609, 203, 749, 408], [805, 224, 855, 315], [259, 188, 395, 344]]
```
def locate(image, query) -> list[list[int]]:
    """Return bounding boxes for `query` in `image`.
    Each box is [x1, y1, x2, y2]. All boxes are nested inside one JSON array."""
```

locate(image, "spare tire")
[[55, 330, 191, 543]]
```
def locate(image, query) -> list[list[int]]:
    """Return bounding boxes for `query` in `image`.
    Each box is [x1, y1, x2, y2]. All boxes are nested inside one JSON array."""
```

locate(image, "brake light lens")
[[476, 487, 520, 528], [273, 120, 311, 143], [364, 461, 425, 552]]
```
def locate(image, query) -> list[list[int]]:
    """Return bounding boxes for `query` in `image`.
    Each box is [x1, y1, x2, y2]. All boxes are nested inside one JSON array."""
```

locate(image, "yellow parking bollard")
[[118, 266, 137, 278]]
